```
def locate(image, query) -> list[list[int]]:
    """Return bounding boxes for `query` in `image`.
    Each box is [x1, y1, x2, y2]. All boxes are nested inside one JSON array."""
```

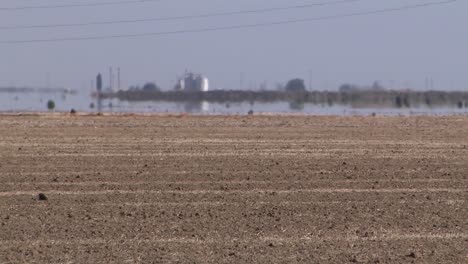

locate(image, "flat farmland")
[[0, 114, 467, 263]]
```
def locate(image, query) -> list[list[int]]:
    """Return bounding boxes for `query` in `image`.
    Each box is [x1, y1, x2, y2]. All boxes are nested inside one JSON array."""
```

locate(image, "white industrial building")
[[175, 72, 209, 92]]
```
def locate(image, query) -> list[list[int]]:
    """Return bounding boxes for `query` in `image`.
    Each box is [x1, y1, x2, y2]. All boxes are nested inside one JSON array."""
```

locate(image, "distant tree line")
[[128, 82, 161, 92], [106, 78, 468, 109], [113, 89, 468, 109]]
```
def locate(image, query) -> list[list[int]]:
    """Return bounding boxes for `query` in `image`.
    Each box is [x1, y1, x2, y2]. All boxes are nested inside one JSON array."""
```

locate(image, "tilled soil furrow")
[[1, 236, 467, 263], [1, 115, 467, 263]]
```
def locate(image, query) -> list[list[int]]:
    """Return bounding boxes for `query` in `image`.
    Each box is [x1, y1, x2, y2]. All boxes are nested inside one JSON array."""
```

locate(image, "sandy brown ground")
[[0, 114, 467, 263]]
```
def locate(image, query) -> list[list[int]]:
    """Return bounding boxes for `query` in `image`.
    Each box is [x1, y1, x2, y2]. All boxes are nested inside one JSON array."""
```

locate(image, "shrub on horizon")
[[47, 100, 55, 111]]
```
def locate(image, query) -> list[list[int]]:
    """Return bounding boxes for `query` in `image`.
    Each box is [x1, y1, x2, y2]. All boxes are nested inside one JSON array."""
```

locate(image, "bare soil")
[[0, 114, 467, 263]]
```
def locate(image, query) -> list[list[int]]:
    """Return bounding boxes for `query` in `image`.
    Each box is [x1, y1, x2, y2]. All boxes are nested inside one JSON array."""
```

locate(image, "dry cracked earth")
[[0, 114, 467, 263]]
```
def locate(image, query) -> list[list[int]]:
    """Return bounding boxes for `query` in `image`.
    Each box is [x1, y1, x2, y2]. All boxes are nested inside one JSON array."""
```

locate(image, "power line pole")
[[109, 67, 113, 92], [308, 70, 313, 91], [117, 67, 121, 90]]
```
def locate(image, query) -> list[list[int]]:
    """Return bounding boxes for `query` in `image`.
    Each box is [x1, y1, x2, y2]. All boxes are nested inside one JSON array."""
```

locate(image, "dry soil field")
[[0, 114, 467, 263]]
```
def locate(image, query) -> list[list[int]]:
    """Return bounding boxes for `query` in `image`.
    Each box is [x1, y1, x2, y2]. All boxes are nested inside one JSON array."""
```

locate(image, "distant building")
[[175, 72, 209, 92]]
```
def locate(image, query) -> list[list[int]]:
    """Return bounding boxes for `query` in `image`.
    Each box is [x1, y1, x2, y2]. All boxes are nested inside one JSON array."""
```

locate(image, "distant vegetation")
[[101, 79, 468, 109], [128, 82, 161, 92], [47, 100, 55, 111], [112, 89, 467, 109], [285, 79, 306, 92], [142, 82, 160, 92]]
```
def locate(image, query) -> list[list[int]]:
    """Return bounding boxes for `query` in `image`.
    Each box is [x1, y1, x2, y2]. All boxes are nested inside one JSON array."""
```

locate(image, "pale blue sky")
[[0, 0, 466, 91]]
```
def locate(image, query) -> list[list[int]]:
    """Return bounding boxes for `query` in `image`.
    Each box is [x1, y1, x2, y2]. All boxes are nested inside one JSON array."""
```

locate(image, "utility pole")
[[308, 70, 313, 91], [117, 67, 121, 90], [109, 67, 113, 92]]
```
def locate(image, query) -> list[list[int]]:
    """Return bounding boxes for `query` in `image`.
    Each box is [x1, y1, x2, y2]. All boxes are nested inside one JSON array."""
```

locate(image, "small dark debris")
[[70, 109, 77, 114], [268, 243, 274, 247], [38, 193, 48, 201], [406, 252, 416, 258], [248, 110, 254, 115]]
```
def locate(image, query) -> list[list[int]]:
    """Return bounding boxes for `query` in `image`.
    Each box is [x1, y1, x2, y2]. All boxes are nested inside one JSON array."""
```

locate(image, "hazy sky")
[[0, 0, 466, 91]]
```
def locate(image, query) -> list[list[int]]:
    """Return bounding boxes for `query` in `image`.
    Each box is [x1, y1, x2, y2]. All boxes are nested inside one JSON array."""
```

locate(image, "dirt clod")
[[37, 193, 48, 201]]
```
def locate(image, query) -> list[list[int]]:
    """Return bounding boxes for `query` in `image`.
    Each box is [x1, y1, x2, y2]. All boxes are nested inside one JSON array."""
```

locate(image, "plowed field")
[[0, 115, 467, 263]]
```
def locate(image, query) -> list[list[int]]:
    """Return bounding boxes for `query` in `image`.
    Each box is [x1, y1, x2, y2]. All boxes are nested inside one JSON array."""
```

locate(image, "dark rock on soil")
[[37, 193, 48, 201]]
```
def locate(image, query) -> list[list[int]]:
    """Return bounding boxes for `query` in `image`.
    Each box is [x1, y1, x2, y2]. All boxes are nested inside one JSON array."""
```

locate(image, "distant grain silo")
[[175, 72, 209, 92], [201, 77, 209, 92]]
